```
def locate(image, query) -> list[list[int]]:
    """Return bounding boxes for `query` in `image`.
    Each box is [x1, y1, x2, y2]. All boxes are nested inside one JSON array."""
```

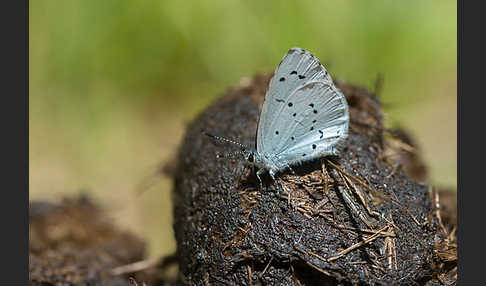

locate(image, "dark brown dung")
[[173, 73, 455, 285]]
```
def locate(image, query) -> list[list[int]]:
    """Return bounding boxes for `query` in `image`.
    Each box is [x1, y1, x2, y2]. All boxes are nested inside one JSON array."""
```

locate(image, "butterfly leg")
[[285, 163, 296, 175], [269, 169, 277, 181], [256, 169, 265, 189], [330, 146, 339, 156]]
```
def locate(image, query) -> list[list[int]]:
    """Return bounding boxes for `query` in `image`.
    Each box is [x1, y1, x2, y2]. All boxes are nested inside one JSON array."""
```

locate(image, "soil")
[[29, 73, 457, 285]]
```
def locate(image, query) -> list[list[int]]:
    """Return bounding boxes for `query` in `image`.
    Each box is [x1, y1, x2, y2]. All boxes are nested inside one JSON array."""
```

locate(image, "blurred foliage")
[[30, 0, 456, 256]]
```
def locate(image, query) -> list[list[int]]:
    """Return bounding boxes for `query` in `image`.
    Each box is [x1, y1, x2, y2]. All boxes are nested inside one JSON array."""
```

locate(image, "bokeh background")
[[29, 1, 456, 258]]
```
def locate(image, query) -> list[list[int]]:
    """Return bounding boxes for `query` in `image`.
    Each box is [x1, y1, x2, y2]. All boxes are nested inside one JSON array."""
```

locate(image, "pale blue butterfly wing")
[[257, 48, 334, 154], [273, 81, 349, 164], [255, 48, 349, 174]]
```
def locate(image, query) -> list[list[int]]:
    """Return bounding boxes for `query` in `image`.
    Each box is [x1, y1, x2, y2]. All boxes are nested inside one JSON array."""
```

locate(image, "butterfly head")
[[248, 148, 271, 163], [245, 149, 279, 183], [245, 149, 265, 168]]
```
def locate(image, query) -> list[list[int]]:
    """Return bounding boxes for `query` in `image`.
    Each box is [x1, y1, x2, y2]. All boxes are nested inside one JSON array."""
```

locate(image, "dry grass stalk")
[[111, 257, 160, 276], [384, 214, 398, 271], [247, 265, 252, 286], [341, 171, 381, 218], [327, 224, 390, 262], [326, 159, 389, 204]]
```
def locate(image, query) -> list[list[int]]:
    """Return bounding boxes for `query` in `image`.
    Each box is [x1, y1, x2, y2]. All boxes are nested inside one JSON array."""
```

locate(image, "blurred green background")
[[29, 1, 456, 257]]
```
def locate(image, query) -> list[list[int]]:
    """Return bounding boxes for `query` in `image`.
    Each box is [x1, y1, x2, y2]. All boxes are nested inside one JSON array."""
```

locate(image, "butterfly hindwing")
[[273, 81, 349, 164]]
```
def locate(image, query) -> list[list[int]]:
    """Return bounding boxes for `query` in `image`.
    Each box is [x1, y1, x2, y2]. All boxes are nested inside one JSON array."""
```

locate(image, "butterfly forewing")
[[257, 48, 333, 154]]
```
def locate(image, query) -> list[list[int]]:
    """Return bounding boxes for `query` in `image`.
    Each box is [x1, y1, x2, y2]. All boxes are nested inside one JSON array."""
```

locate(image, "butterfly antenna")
[[216, 150, 247, 159], [204, 132, 249, 151]]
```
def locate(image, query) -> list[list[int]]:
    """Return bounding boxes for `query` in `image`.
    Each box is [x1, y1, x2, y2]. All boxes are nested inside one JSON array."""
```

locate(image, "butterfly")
[[208, 47, 349, 185]]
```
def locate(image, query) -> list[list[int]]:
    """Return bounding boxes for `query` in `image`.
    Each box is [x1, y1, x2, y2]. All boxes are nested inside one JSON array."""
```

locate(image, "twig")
[[339, 175, 378, 229], [332, 224, 395, 237], [305, 261, 332, 276], [326, 160, 390, 203], [307, 251, 328, 262], [342, 172, 381, 218], [321, 160, 330, 196], [111, 257, 160, 275], [247, 265, 252, 286], [384, 214, 397, 271], [431, 186, 448, 235], [327, 224, 390, 262], [260, 257, 274, 277]]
